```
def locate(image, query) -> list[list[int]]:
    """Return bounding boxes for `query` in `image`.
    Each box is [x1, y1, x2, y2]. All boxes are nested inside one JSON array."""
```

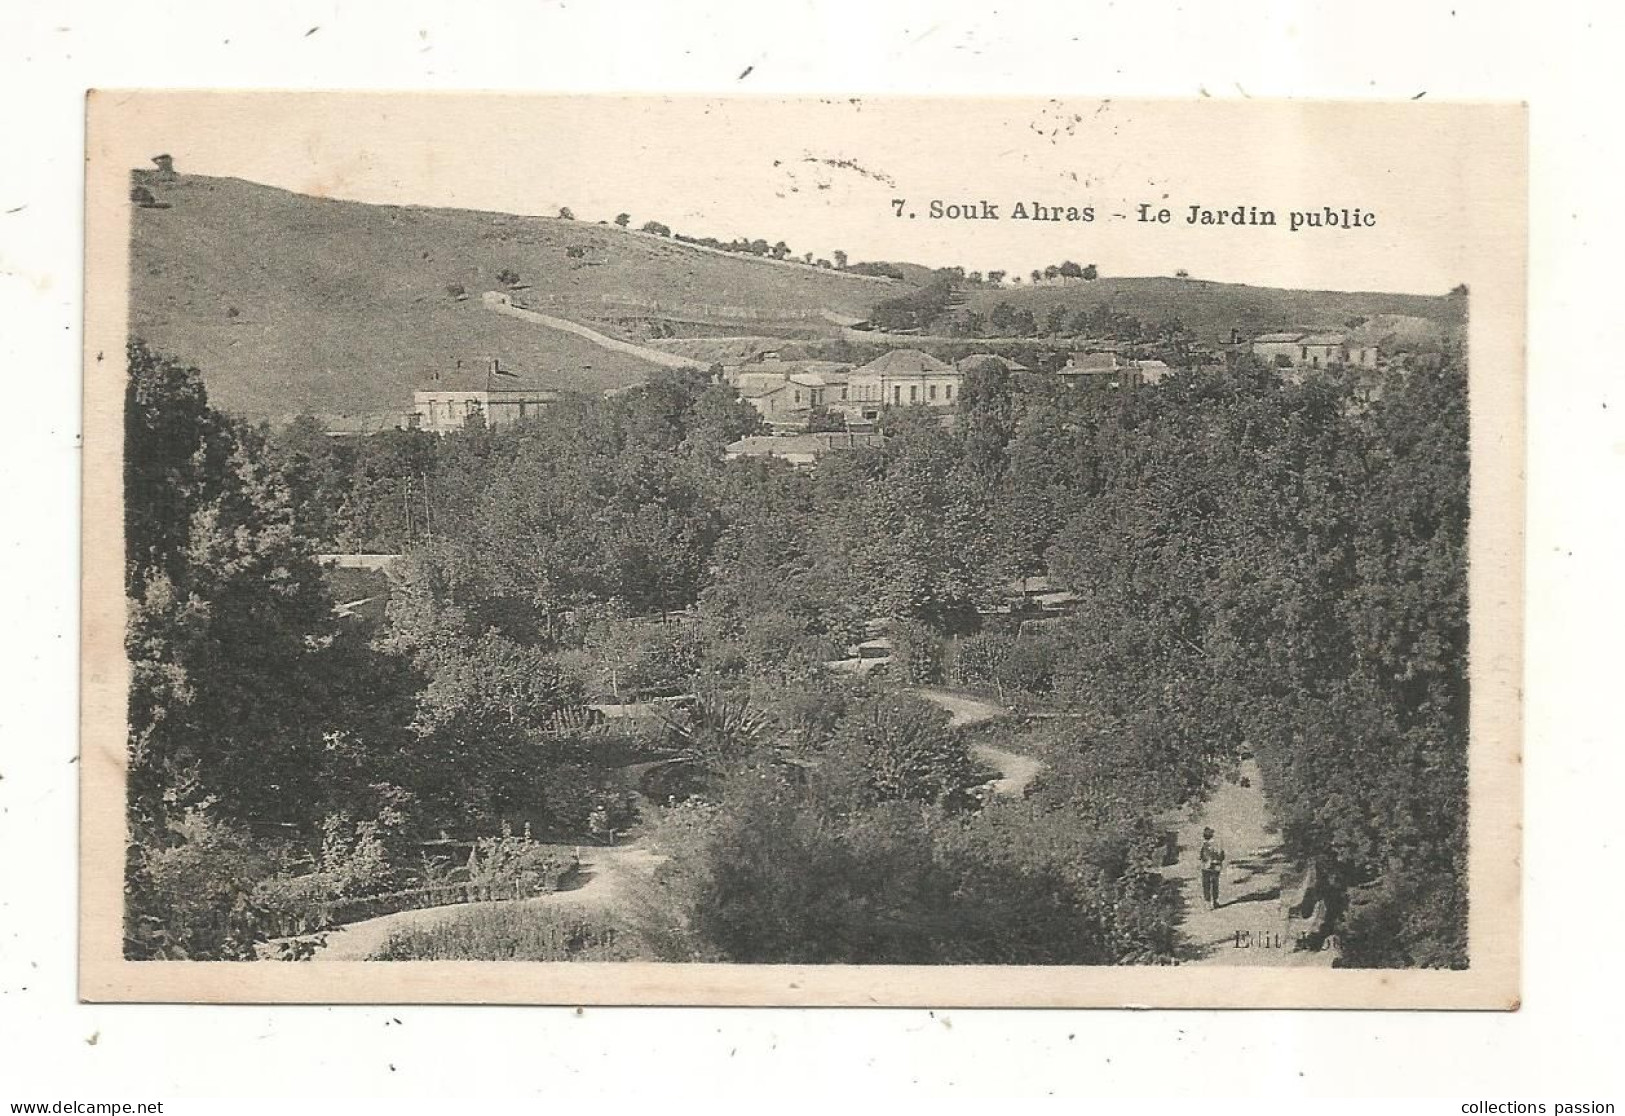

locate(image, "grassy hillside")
[[128, 175, 900, 420], [963, 277, 1464, 346]]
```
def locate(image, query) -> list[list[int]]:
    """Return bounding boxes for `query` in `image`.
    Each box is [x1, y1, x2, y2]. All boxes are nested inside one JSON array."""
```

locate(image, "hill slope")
[[128, 175, 900, 420], [963, 276, 1463, 346]]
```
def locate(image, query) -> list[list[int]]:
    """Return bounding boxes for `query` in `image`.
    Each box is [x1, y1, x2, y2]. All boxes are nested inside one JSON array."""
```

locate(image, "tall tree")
[[125, 343, 351, 834]]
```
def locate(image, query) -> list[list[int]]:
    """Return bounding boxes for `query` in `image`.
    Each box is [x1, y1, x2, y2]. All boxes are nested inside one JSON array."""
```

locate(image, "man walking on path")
[[1199, 826, 1227, 909]]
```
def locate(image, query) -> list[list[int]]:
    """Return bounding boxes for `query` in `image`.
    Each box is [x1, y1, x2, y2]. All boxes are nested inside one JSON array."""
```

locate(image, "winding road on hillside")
[[1167, 758, 1337, 967], [910, 687, 1042, 797]]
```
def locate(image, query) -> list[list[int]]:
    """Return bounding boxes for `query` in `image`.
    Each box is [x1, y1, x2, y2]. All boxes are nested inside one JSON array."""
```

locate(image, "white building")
[[1250, 332, 1380, 370], [843, 349, 962, 418], [413, 360, 560, 433]]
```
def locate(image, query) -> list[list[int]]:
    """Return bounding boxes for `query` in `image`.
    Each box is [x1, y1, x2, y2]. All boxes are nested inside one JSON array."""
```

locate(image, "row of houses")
[[732, 349, 966, 431], [729, 347, 1184, 433], [333, 325, 1383, 439], [383, 346, 1188, 441]]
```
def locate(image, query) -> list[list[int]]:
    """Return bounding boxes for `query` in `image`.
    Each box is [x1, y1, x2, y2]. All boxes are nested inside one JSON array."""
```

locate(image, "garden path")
[[910, 687, 1041, 796], [282, 844, 661, 963], [1169, 758, 1337, 967]]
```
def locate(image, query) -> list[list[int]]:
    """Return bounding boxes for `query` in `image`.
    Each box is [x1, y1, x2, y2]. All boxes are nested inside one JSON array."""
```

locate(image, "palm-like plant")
[[657, 689, 772, 777]]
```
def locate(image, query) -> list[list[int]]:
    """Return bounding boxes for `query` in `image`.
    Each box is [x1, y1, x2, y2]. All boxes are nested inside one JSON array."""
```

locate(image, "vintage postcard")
[[81, 93, 1524, 1007]]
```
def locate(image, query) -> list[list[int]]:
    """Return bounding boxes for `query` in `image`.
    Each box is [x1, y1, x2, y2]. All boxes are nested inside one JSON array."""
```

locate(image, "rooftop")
[[957, 354, 1032, 373], [1060, 352, 1124, 373], [739, 359, 854, 377], [725, 432, 887, 458], [416, 360, 559, 393], [788, 372, 842, 387], [852, 348, 955, 377]]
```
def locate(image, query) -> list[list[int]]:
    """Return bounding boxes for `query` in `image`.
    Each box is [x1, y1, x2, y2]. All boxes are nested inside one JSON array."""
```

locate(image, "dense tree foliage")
[[867, 270, 961, 331], [1033, 358, 1470, 965], [627, 761, 1176, 965], [125, 332, 1468, 967], [125, 341, 360, 835]]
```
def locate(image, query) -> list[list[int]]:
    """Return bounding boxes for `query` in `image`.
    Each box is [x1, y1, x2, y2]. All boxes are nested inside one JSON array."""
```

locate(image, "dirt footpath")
[[1169, 759, 1336, 967], [910, 688, 1041, 796], [286, 845, 662, 963]]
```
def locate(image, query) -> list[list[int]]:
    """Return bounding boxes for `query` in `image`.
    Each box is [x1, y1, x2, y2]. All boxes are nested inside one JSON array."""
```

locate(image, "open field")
[[129, 174, 900, 419]]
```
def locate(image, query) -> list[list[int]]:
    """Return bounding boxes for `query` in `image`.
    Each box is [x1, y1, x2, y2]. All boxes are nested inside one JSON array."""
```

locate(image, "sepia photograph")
[[79, 93, 1525, 1007]]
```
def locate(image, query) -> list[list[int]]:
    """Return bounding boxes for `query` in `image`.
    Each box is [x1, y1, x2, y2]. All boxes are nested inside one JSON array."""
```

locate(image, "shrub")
[[125, 811, 280, 960], [1338, 868, 1466, 969], [467, 824, 575, 895], [658, 688, 773, 777], [869, 275, 955, 332], [531, 763, 639, 839], [316, 811, 402, 896], [951, 630, 1016, 690], [578, 616, 701, 701], [933, 802, 1181, 964], [1003, 637, 1057, 695], [828, 694, 976, 806], [368, 905, 631, 961], [628, 772, 1178, 965], [847, 261, 906, 281], [888, 618, 946, 685], [629, 774, 940, 963], [764, 676, 873, 748], [246, 808, 415, 934]]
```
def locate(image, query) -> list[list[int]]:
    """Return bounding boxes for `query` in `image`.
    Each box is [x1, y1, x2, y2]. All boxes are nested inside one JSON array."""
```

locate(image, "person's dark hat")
[[1202, 827, 1214, 838]]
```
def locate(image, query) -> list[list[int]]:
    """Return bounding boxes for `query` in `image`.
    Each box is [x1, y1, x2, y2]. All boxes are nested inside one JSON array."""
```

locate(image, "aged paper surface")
[[81, 93, 1524, 1007]]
